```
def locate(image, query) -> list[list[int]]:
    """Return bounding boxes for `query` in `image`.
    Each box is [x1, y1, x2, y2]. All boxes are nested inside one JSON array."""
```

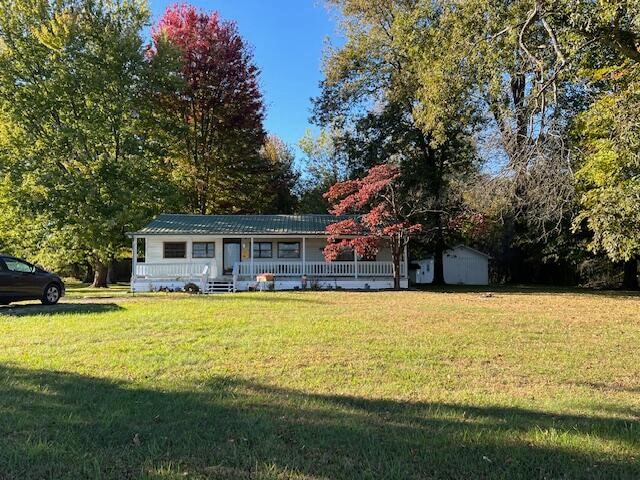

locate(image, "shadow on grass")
[[0, 365, 638, 479], [568, 380, 640, 394], [0, 303, 123, 317]]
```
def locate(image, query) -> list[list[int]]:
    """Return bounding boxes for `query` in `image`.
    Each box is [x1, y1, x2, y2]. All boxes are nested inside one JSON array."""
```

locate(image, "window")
[[253, 242, 272, 258], [278, 242, 300, 259], [335, 248, 355, 262], [192, 242, 215, 258], [4, 258, 35, 273], [164, 242, 186, 259]]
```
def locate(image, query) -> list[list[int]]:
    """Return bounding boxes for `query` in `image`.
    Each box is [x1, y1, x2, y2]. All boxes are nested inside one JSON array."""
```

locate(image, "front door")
[[223, 239, 241, 275]]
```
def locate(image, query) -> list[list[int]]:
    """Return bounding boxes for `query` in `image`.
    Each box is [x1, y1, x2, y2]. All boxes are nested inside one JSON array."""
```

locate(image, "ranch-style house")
[[128, 214, 408, 293]]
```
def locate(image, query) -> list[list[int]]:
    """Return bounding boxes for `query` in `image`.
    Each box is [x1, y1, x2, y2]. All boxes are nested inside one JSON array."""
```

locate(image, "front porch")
[[131, 260, 408, 293], [234, 260, 405, 279]]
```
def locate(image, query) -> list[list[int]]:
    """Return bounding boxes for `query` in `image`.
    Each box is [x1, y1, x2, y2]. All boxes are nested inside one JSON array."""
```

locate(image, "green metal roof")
[[131, 214, 352, 236]]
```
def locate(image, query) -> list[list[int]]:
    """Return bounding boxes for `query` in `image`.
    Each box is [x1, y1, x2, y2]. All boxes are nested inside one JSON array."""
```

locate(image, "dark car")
[[0, 255, 65, 305]]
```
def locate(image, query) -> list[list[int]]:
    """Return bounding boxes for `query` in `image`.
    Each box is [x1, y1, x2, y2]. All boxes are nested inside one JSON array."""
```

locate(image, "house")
[[412, 245, 489, 285], [127, 214, 409, 293]]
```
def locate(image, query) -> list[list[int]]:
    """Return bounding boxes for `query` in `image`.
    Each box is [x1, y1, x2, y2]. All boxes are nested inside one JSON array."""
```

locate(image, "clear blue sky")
[[149, 0, 339, 152]]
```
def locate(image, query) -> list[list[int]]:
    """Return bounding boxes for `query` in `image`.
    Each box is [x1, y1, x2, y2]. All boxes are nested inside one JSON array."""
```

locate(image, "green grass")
[[1, 289, 639, 479], [64, 281, 143, 298]]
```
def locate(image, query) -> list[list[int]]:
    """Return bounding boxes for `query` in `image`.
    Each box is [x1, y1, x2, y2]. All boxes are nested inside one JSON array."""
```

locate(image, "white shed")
[[413, 245, 489, 285]]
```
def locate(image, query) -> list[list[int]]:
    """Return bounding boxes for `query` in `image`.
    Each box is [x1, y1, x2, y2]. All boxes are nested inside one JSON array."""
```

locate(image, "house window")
[[164, 242, 186, 259], [336, 248, 355, 262], [253, 242, 272, 258], [192, 242, 215, 258], [278, 242, 300, 259]]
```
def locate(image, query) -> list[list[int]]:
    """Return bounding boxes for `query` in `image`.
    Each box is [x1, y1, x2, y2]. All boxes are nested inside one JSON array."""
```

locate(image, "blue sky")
[[149, 0, 339, 152]]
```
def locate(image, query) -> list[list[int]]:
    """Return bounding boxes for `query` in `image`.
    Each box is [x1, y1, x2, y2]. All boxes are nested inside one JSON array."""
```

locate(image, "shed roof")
[[421, 245, 491, 259], [129, 214, 352, 236]]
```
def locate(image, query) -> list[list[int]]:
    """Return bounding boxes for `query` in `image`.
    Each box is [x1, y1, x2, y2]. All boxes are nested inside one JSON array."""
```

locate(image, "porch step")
[[206, 281, 235, 294]]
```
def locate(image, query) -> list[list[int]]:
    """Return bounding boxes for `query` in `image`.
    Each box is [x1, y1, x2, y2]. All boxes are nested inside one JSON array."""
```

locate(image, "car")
[[0, 255, 65, 306]]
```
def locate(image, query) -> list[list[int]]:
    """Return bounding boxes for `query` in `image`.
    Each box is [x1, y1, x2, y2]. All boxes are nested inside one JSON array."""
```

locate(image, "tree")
[[323, 164, 421, 290], [315, 0, 479, 284], [152, 4, 268, 214], [259, 135, 299, 214], [468, 0, 640, 245], [296, 128, 348, 213], [0, 0, 176, 287], [573, 65, 640, 289]]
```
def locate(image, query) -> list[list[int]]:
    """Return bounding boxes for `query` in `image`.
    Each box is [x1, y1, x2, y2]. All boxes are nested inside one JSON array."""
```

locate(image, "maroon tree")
[[323, 164, 422, 290], [152, 4, 267, 214]]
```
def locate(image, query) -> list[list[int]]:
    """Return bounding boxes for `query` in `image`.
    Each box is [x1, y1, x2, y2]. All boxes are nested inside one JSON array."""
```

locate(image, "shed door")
[[444, 252, 487, 285]]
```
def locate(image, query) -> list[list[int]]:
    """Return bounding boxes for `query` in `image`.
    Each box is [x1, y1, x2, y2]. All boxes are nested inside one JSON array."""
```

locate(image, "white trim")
[[403, 243, 409, 279], [451, 244, 491, 258], [302, 237, 306, 275], [354, 251, 358, 279], [128, 233, 380, 240], [250, 237, 254, 278], [131, 235, 137, 284]]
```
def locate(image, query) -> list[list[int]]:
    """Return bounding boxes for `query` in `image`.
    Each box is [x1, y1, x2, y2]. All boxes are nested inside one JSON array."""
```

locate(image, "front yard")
[[0, 289, 639, 479]]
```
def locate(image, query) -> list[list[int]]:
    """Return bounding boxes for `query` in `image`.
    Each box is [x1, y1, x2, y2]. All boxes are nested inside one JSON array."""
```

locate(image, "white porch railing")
[[236, 261, 405, 278], [135, 262, 215, 279]]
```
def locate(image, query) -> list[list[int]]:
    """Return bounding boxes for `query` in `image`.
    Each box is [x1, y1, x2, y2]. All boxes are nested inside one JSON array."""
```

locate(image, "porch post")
[[131, 235, 137, 283], [250, 237, 254, 277], [302, 237, 306, 275], [403, 243, 409, 278], [354, 251, 358, 278]]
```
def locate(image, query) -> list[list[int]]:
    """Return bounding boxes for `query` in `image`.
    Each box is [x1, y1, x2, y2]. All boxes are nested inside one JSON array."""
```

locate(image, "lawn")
[[0, 289, 639, 479]]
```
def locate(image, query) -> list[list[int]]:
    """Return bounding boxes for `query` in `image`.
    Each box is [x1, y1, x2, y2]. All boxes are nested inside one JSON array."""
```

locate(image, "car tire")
[[41, 283, 62, 305]]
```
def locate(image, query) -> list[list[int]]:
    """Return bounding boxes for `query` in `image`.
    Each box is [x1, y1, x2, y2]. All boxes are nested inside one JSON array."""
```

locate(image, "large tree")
[[0, 0, 176, 287], [465, 0, 640, 283], [152, 4, 269, 215], [315, 0, 479, 284], [573, 65, 640, 289]]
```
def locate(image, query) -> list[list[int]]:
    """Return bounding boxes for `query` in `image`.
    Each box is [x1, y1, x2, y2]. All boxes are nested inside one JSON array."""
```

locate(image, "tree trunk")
[[392, 249, 402, 291], [622, 258, 638, 290], [92, 261, 109, 288]]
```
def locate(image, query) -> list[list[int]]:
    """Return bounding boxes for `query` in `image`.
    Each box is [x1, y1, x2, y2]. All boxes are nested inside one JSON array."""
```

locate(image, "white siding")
[[443, 247, 489, 285], [143, 235, 223, 277], [238, 237, 393, 264], [413, 246, 489, 286], [139, 234, 396, 279]]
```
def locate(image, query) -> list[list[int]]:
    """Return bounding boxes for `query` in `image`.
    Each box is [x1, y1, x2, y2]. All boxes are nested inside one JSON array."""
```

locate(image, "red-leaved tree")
[[323, 164, 422, 290], [152, 4, 266, 214]]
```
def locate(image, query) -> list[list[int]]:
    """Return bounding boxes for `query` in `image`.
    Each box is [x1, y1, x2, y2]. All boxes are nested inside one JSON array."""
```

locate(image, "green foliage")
[[574, 65, 640, 261], [0, 0, 179, 274], [259, 135, 299, 214], [296, 128, 348, 213]]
